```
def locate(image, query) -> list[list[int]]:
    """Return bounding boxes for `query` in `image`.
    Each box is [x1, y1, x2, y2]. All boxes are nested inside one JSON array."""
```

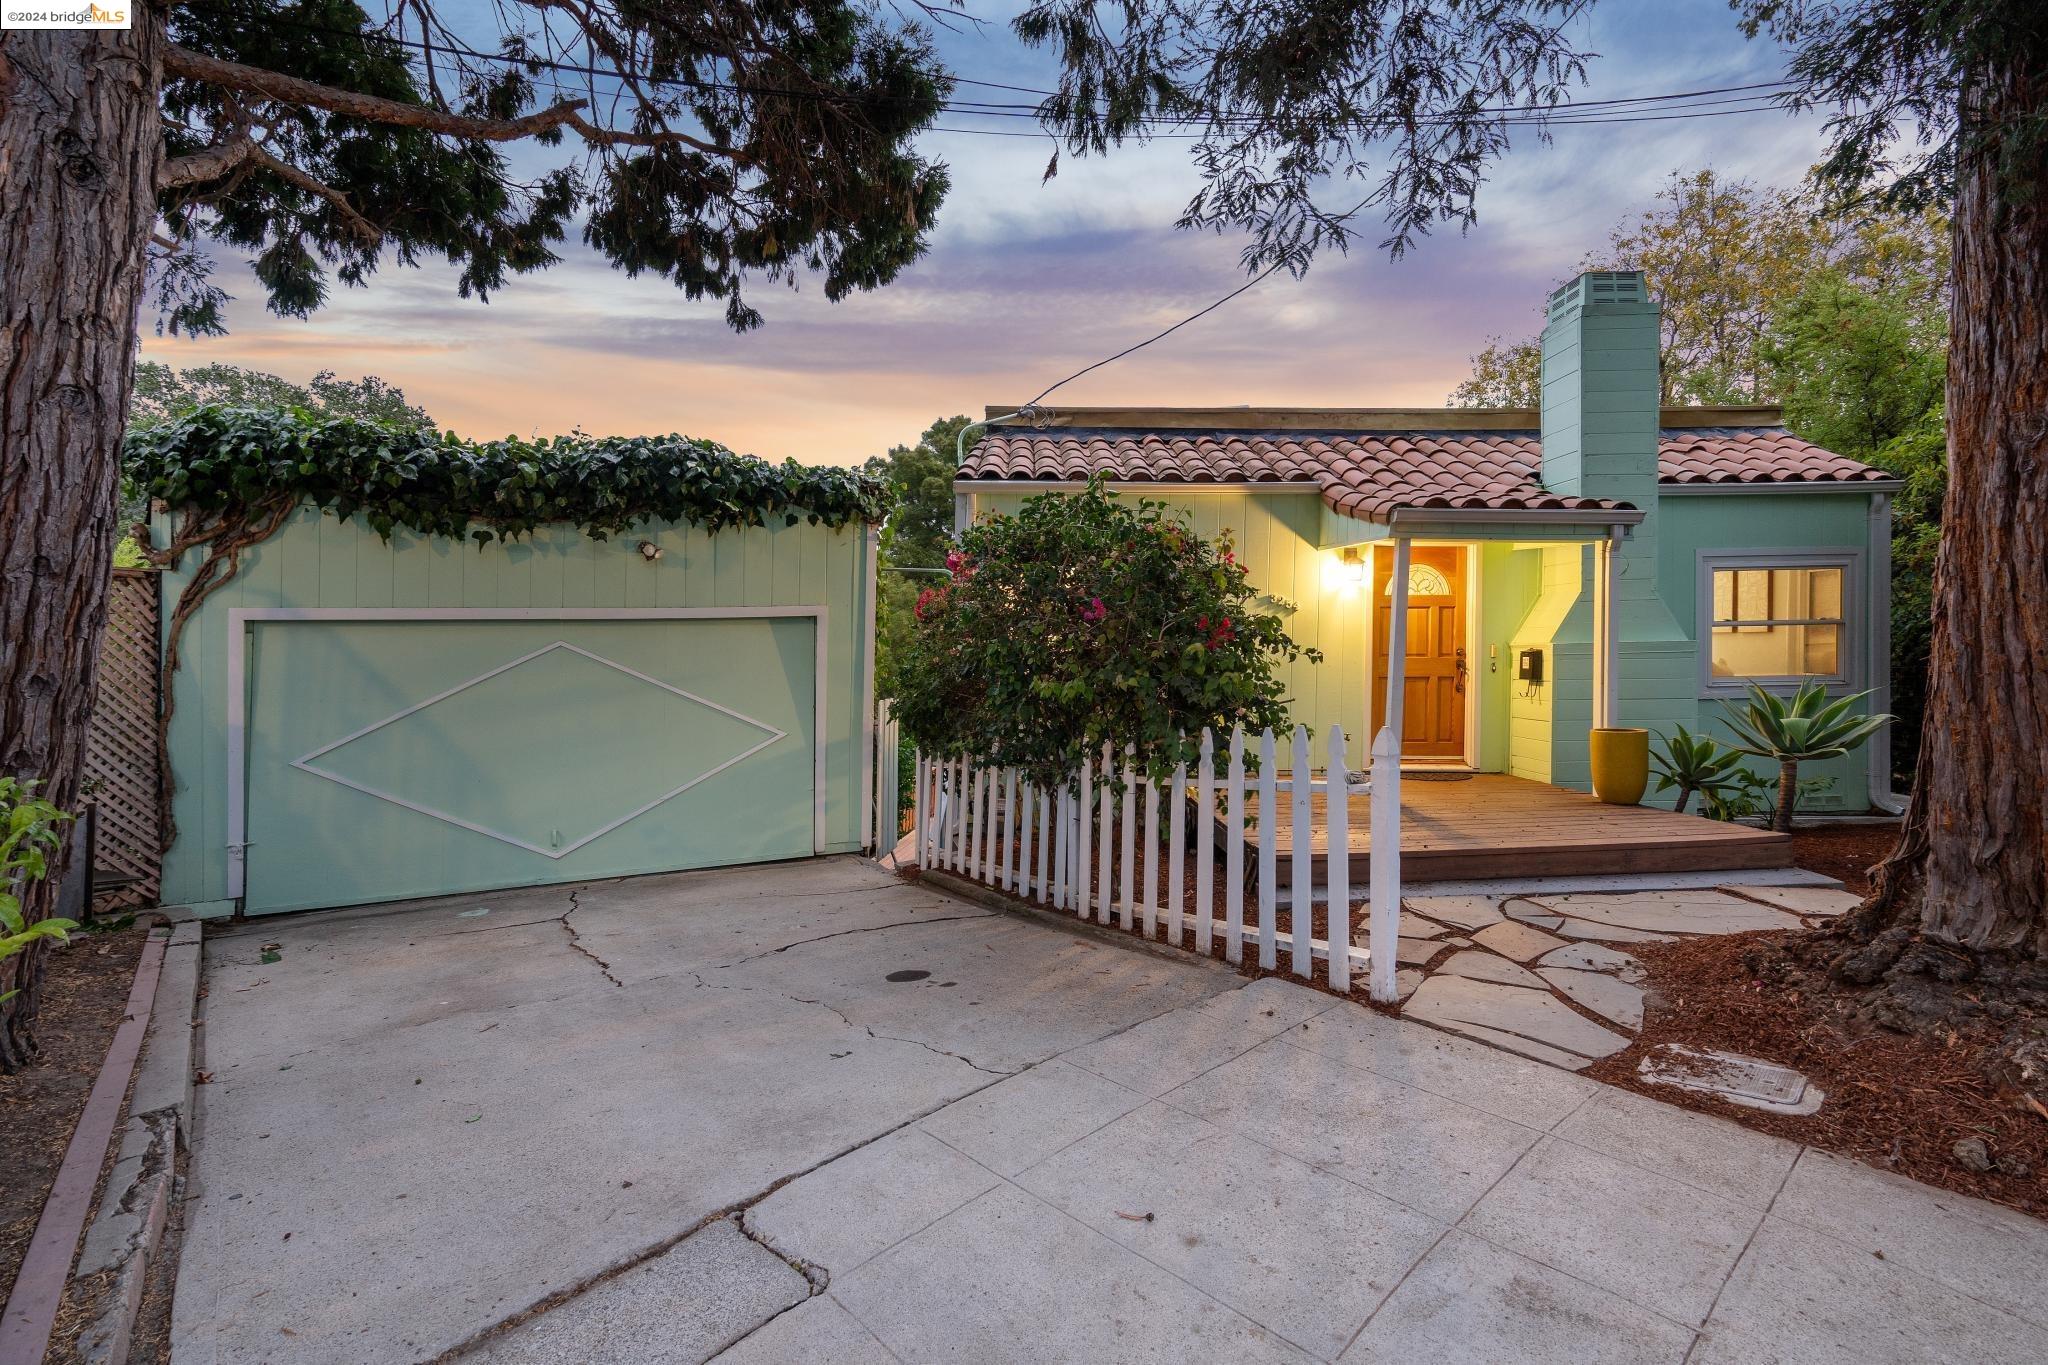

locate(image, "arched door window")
[[1385, 563, 1452, 597]]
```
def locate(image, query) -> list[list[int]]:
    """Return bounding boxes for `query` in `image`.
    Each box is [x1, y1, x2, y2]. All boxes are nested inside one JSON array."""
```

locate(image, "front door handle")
[[1455, 646, 1468, 694]]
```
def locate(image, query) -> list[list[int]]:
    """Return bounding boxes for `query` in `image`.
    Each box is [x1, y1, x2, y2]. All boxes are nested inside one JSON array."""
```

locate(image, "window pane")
[[1710, 623, 1840, 678], [1807, 567, 1844, 618], [1710, 566, 1845, 625]]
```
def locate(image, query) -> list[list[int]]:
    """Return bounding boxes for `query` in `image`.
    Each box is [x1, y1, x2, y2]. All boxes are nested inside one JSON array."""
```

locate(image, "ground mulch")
[[0, 924, 150, 1303], [1586, 928, 2047, 1220], [1789, 820, 1901, 895]]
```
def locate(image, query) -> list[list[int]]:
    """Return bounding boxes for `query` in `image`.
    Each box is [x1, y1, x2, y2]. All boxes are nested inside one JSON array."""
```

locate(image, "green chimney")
[[1540, 270, 1667, 614], [1540, 270, 1659, 504]]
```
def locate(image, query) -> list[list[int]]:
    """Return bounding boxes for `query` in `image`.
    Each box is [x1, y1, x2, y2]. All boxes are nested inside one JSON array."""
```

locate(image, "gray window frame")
[[1695, 547, 1863, 697]]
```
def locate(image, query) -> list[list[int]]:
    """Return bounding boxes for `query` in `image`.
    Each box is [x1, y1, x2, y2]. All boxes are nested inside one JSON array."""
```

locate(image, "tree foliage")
[[1762, 270, 1948, 783], [1446, 334, 1542, 407], [1016, 0, 1593, 270], [892, 481, 1317, 786], [147, 0, 952, 336], [863, 414, 972, 569], [862, 413, 972, 699], [130, 361, 434, 430], [125, 405, 886, 543], [1762, 271, 1946, 460], [1449, 169, 1948, 407]]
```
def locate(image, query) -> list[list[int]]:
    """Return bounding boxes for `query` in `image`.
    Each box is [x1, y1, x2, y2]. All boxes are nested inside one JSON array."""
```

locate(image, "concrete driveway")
[[170, 857, 1233, 1363], [172, 858, 2048, 1364]]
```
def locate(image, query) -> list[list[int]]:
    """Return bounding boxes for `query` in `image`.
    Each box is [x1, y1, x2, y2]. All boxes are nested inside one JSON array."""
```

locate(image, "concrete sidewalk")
[[689, 975, 2048, 1363]]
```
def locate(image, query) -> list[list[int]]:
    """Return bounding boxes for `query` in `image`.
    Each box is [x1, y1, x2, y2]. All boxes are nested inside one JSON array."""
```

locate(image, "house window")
[[1699, 551, 1857, 694]]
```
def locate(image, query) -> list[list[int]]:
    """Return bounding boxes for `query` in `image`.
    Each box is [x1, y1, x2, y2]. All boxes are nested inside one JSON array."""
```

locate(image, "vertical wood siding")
[[155, 507, 872, 910]]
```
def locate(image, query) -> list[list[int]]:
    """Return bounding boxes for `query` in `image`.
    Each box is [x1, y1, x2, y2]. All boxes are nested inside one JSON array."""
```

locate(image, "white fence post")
[[1327, 726, 1350, 992], [1289, 724, 1313, 978], [1097, 743, 1115, 924], [965, 764, 982, 877], [1002, 768, 1019, 890], [951, 757, 968, 871], [1369, 725, 1403, 1002], [980, 767, 997, 881], [1196, 731, 1215, 956], [1142, 771, 1161, 939], [1256, 727, 1278, 971], [1054, 784, 1071, 909], [1117, 746, 1137, 931], [1226, 725, 1246, 965], [912, 752, 927, 866], [1079, 750, 1096, 920], [1167, 757, 1186, 948], [1037, 783, 1053, 903]]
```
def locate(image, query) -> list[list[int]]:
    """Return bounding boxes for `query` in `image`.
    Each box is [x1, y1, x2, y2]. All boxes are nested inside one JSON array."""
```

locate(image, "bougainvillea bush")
[[892, 480, 1317, 786]]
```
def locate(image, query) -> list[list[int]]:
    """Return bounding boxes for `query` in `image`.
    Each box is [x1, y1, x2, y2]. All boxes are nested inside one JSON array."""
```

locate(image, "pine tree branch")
[[160, 131, 256, 187], [248, 145, 384, 243], [161, 45, 742, 158]]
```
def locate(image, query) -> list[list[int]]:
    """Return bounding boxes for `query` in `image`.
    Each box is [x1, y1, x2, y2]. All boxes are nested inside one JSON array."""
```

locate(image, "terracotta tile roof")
[[960, 425, 1891, 522], [1655, 427, 1892, 486]]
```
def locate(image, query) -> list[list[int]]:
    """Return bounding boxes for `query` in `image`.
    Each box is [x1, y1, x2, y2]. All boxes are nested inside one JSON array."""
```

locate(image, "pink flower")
[[1080, 596, 1107, 624]]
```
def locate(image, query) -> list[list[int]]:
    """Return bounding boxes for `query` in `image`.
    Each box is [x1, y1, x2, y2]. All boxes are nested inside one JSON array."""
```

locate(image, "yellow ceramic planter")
[[1590, 727, 1650, 806]]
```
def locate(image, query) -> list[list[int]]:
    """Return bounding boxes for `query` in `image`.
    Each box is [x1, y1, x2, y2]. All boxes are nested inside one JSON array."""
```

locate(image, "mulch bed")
[[1586, 928, 2047, 1219], [1789, 820, 1901, 895], [0, 924, 150, 1302]]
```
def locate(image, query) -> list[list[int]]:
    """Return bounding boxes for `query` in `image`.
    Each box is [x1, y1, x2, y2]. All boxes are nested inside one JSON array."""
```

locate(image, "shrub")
[[1, 779, 78, 1008], [892, 480, 1318, 786]]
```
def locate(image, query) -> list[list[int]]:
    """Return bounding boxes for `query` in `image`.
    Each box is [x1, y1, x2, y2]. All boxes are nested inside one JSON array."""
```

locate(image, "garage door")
[[240, 615, 817, 915]]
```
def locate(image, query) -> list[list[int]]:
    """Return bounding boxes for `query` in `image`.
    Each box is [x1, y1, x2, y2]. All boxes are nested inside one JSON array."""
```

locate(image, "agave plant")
[[1649, 725, 1745, 815], [1717, 681, 1892, 832]]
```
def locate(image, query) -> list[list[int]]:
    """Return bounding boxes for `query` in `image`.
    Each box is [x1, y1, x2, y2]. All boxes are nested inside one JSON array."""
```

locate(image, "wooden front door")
[[1371, 545, 1468, 759]]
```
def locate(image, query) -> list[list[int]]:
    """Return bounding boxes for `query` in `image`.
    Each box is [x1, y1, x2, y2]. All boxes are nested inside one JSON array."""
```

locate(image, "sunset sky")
[[141, 2, 1832, 467]]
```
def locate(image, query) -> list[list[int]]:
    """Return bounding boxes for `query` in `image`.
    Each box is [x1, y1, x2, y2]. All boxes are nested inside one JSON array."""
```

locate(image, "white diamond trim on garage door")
[[290, 640, 788, 860]]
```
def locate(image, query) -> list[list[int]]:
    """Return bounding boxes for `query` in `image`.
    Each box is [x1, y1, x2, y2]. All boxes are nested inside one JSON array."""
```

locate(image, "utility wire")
[[173, 3, 1800, 135]]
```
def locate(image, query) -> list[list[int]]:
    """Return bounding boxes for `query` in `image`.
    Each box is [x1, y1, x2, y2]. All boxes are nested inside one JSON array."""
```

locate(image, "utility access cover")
[[1638, 1044, 1824, 1115]]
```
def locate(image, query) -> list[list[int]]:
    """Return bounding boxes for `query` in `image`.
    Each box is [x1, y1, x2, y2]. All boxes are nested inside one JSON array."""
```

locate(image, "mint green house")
[[154, 511, 880, 918], [955, 271, 1901, 816]]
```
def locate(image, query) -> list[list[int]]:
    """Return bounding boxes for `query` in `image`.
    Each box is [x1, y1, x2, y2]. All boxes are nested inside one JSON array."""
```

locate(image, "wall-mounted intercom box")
[[1517, 647, 1544, 685]]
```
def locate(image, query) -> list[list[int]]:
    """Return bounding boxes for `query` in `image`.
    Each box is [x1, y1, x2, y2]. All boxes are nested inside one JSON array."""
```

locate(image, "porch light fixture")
[[1339, 547, 1366, 584]]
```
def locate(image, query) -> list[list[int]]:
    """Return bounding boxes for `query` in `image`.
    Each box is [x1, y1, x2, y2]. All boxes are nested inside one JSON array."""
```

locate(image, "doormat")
[[1401, 770, 1474, 782]]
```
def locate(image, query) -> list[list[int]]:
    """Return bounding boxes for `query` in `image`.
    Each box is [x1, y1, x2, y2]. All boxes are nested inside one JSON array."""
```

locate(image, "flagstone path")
[[1386, 884, 1863, 1071]]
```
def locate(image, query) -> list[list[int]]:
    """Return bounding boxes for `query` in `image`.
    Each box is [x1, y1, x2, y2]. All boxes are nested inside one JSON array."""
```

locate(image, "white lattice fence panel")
[[83, 569, 162, 911]]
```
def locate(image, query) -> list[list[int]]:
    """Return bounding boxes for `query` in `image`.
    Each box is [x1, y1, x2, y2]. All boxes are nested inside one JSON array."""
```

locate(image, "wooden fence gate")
[[83, 569, 161, 911]]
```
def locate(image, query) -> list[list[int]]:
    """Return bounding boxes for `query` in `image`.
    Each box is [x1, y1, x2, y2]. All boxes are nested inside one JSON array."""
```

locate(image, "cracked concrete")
[[556, 888, 624, 987], [171, 857, 1228, 1364]]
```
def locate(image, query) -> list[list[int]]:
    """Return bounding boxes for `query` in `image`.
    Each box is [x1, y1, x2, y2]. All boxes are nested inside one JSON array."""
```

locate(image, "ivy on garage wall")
[[124, 405, 885, 847], [125, 405, 886, 542]]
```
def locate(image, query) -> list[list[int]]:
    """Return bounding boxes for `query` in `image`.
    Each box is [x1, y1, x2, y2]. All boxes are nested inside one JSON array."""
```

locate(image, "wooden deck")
[[1246, 773, 1792, 887]]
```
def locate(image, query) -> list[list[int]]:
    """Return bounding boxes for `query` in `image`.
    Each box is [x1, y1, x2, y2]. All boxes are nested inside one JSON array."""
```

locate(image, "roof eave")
[[1383, 505, 1647, 529], [1658, 479, 1904, 496]]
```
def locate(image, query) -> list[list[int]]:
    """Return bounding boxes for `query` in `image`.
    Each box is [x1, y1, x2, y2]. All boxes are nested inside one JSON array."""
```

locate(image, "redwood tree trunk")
[[0, 21, 161, 1067], [1856, 53, 2048, 975]]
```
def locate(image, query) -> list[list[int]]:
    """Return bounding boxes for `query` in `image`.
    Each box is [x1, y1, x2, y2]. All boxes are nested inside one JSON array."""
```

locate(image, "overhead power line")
[[172, 4, 1801, 139]]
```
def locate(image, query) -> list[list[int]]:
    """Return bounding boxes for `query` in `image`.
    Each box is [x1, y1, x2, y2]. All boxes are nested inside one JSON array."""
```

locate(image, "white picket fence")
[[909, 724, 1405, 1001]]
